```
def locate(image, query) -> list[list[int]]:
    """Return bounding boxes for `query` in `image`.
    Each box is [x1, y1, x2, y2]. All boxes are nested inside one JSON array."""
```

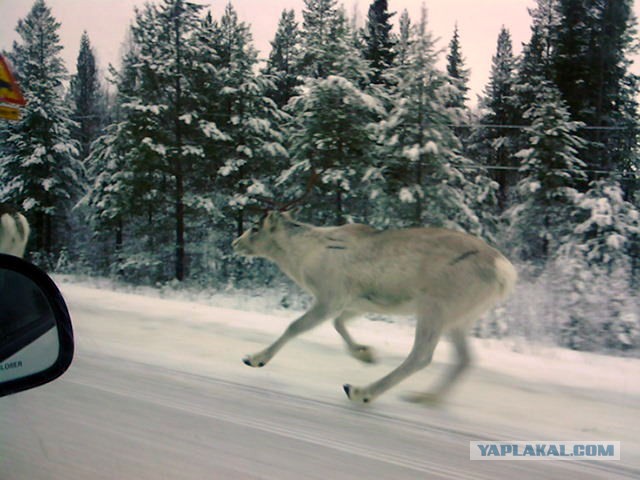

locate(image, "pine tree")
[[632, 183, 640, 288], [69, 31, 104, 162], [84, 3, 287, 282], [284, 3, 375, 224], [574, 180, 639, 275], [156, 0, 206, 281], [88, 0, 216, 281], [0, 0, 81, 261], [209, 4, 287, 236], [362, 0, 395, 85], [263, 9, 302, 108]]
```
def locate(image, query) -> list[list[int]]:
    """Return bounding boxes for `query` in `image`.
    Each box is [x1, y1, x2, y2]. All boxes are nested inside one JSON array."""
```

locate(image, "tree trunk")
[[115, 217, 123, 251], [175, 168, 185, 281], [35, 211, 44, 252], [236, 211, 244, 238], [45, 212, 52, 255], [115, 216, 124, 276], [335, 189, 344, 224], [173, 1, 185, 282], [415, 161, 423, 226]]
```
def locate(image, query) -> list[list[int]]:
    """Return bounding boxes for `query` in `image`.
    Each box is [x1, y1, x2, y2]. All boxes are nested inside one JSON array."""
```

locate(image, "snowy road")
[[1, 282, 639, 479]]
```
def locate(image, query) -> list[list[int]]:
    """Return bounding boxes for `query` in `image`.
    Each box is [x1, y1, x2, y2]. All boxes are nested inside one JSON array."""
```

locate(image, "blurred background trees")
[[1, 0, 638, 353]]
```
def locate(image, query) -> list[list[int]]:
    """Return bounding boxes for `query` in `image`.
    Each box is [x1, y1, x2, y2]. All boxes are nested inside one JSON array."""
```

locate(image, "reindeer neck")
[[267, 224, 323, 283]]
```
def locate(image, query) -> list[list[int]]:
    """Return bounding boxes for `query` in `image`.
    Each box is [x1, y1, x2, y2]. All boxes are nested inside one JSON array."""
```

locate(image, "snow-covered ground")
[[52, 277, 640, 470]]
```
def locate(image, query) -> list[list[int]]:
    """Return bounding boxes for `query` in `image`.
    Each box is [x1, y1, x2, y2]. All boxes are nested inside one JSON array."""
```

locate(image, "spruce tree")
[[376, 6, 478, 232], [445, 24, 470, 111], [554, 0, 638, 176], [0, 0, 81, 261], [395, 9, 412, 69], [85, 3, 287, 282], [528, 0, 561, 63], [508, 82, 587, 264], [80, 118, 134, 274], [263, 9, 302, 109], [513, 0, 562, 177], [515, 27, 547, 118], [287, 75, 383, 224], [362, 0, 396, 85], [515, 0, 560, 111], [556, 179, 640, 351], [444, 24, 472, 150], [69, 31, 103, 162], [471, 27, 519, 211], [300, 0, 355, 79]]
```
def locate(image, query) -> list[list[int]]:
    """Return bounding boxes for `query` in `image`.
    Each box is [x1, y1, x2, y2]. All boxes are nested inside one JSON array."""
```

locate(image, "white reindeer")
[[0, 204, 30, 258], [233, 211, 517, 404]]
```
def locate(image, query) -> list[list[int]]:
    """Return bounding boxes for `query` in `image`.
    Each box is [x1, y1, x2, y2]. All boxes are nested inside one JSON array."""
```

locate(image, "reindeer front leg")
[[243, 303, 334, 368], [333, 310, 376, 364], [344, 310, 443, 403]]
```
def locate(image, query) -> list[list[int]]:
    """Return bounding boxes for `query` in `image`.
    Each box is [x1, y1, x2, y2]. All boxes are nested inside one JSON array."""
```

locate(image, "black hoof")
[[243, 356, 266, 368], [343, 384, 352, 399]]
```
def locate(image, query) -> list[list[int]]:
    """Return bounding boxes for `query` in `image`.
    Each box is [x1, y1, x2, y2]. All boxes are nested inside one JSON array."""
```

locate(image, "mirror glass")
[[0, 268, 60, 383]]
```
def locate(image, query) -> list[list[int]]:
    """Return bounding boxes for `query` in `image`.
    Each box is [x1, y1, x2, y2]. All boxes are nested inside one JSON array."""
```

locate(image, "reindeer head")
[[232, 211, 299, 259], [232, 170, 318, 259]]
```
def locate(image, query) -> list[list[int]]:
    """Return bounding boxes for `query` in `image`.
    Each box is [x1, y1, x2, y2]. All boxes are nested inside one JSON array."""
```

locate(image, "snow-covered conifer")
[[1, 0, 82, 260]]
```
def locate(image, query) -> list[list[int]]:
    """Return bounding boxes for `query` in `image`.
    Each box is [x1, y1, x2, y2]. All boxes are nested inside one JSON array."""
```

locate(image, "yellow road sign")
[[0, 54, 26, 106], [0, 105, 21, 121]]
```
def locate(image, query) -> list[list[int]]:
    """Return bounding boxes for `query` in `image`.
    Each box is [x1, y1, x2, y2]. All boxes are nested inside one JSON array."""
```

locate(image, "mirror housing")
[[0, 253, 74, 397]]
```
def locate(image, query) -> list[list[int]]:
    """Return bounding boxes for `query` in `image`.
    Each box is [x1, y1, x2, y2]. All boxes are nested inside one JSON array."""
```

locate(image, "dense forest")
[[1, 0, 639, 353]]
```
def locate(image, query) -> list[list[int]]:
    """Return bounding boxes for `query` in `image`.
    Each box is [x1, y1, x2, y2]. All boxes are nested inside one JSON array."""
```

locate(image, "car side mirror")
[[0, 253, 74, 397]]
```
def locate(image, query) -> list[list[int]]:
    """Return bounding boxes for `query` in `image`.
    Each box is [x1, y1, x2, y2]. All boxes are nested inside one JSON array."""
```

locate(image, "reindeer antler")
[[247, 169, 320, 213], [276, 168, 319, 212]]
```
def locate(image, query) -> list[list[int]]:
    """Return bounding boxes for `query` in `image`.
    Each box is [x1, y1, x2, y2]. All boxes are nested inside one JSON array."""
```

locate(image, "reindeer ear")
[[267, 211, 281, 231], [283, 207, 301, 220], [281, 210, 293, 221]]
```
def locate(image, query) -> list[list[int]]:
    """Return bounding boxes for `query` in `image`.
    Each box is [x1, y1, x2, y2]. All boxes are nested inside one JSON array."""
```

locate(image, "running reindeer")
[[0, 204, 29, 258], [232, 179, 517, 404]]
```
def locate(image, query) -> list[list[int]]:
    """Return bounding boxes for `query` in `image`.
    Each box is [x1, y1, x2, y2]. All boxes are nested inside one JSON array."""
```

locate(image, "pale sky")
[[1, 0, 639, 104]]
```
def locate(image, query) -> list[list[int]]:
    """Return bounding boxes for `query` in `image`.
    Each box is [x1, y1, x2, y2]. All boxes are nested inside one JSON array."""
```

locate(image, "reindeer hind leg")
[[403, 326, 471, 404], [344, 306, 444, 403]]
